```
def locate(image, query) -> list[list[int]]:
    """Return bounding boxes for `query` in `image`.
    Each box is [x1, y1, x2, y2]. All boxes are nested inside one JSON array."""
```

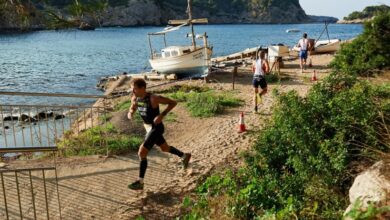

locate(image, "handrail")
[[0, 91, 105, 99], [0, 147, 58, 153]]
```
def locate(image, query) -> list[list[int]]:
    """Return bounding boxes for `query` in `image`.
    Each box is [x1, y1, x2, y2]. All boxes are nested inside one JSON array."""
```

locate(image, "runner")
[[252, 50, 269, 113], [127, 78, 191, 190]]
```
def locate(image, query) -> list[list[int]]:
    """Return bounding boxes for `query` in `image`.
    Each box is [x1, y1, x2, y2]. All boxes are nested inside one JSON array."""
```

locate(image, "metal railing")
[[0, 91, 108, 220]]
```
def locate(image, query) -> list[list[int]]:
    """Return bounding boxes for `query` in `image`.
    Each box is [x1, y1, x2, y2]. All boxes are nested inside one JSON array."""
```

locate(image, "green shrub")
[[344, 198, 390, 220], [182, 73, 389, 219], [331, 12, 390, 76]]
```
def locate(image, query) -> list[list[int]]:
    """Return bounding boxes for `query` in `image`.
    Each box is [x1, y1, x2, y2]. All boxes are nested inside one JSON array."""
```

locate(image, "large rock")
[[345, 160, 390, 214]]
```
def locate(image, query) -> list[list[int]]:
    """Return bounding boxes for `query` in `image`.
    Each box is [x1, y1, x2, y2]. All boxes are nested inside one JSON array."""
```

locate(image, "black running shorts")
[[252, 76, 267, 89], [143, 123, 166, 150]]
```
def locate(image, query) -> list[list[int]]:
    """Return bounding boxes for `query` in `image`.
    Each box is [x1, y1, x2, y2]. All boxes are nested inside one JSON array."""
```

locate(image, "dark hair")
[[259, 50, 266, 59], [131, 78, 147, 88], [303, 33, 307, 38]]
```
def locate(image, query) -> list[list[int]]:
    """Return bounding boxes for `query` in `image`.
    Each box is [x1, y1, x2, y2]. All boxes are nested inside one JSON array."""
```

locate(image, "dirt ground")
[[0, 54, 334, 220]]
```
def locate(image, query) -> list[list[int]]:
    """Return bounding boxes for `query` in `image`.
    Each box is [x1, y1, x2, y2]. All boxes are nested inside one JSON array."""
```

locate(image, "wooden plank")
[[146, 75, 167, 80]]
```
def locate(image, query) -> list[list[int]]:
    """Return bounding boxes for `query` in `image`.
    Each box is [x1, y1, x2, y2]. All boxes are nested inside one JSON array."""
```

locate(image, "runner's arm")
[[127, 95, 137, 120], [263, 60, 270, 74], [151, 95, 177, 124]]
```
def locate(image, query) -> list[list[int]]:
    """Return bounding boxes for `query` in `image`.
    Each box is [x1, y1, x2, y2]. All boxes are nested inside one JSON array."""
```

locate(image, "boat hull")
[[292, 39, 341, 54], [314, 39, 341, 53], [149, 47, 212, 78]]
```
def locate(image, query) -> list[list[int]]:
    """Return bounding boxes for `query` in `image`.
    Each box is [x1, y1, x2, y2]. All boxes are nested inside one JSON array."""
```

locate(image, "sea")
[[0, 23, 363, 104]]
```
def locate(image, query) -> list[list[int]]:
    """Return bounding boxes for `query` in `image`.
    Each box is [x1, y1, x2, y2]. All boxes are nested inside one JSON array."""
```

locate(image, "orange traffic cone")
[[238, 112, 246, 133], [308, 58, 313, 67], [311, 70, 318, 81]]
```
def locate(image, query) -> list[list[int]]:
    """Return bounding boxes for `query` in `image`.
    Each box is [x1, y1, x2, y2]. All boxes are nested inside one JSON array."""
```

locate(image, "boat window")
[[171, 50, 179, 56], [182, 49, 190, 54], [164, 51, 170, 57]]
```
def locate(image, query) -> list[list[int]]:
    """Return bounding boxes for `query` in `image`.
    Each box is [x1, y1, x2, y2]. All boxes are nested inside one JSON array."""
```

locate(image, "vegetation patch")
[[265, 73, 280, 83], [180, 72, 390, 219], [344, 4, 390, 20], [57, 123, 142, 156], [166, 87, 243, 117], [344, 198, 390, 220], [331, 12, 390, 76]]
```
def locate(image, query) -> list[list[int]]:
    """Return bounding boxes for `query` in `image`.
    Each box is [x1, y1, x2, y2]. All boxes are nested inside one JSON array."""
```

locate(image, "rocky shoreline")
[[337, 18, 372, 24]]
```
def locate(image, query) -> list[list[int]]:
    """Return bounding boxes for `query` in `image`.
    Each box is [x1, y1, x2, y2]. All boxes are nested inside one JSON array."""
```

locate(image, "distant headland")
[[0, 0, 338, 32]]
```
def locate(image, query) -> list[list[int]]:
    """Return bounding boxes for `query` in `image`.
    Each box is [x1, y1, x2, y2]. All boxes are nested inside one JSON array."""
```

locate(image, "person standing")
[[127, 78, 191, 190], [297, 33, 311, 73], [252, 50, 269, 113]]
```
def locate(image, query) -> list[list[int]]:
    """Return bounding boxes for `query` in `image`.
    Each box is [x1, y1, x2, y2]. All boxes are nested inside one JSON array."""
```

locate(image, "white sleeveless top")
[[298, 38, 308, 51], [254, 59, 265, 77]]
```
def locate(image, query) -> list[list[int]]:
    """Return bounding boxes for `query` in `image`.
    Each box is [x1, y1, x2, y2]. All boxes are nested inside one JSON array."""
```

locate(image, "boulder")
[[345, 160, 390, 214]]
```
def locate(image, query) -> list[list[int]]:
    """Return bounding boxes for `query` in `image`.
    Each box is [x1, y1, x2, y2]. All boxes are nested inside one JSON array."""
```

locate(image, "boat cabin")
[[159, 46, 192, 59]]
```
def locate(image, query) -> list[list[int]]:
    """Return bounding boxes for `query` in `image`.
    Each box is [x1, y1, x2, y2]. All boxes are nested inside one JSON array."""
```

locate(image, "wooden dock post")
[[232, 66, 238, 90]]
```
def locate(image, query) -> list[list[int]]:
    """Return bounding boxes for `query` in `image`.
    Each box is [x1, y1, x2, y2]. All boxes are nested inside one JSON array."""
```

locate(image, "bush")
[[331, 12, 390, 76], [344, 198, 390, 220], [182, 73, 389, 219]]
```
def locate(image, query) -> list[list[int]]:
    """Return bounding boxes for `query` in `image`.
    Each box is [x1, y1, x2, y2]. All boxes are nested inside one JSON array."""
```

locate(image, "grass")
[[99, 113, 112, 122], [265, 73, 280, 83], [115, 100, 131, 111], [57, 123, 142, 157], [166, 89, 243, 117]]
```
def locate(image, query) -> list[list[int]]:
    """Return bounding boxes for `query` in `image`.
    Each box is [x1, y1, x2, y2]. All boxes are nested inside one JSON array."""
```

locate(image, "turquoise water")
[[0, 24, 362, 103]]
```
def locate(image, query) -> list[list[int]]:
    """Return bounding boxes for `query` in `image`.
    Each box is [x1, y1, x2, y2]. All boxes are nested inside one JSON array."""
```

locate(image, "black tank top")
[[136, 93, 160, 124]]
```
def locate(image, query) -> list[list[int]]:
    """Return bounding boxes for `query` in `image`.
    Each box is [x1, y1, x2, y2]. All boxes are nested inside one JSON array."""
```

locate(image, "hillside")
[[338, 4, 390, 24], [0, 0, 312, 31]]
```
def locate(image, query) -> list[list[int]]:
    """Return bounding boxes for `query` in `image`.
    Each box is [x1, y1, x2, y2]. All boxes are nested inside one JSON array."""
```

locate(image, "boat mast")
[[187, 0, 196, 50]]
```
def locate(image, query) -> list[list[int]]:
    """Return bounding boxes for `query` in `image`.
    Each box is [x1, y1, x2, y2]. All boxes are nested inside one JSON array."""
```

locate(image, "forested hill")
[[0, 0, 334, 31], [343, 4, 390, 20]]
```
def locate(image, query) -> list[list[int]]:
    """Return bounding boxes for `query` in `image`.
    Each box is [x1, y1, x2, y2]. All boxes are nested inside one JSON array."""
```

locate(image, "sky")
[[299, 0, 389, 19]]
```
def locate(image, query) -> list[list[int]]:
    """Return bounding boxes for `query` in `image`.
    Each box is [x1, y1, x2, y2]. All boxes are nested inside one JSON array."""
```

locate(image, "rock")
[[33, 111, 54, 120], [345, 160, 390, 215], [54, 114, 66, 120], [19, 114, 34, 122], [3, 116, 18, 121], [78, 22, 95, 31]]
